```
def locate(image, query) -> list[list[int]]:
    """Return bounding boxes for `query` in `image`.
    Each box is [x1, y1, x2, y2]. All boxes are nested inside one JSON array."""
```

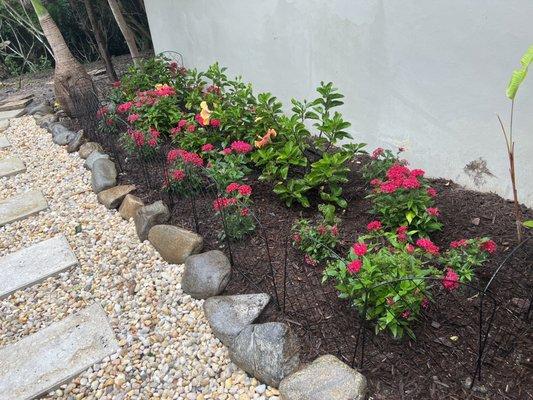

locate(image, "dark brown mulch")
[[99, 140, 533, 400]]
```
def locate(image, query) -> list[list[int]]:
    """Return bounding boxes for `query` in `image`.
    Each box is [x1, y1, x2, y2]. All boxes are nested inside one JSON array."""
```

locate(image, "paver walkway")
[[0, 190, 48, 227], [0, 155, 26, 177], [0, 304, 118, 400], [0, 110, 120, 399], [0, 135, 9, 148], [0, 235, 78, 299]]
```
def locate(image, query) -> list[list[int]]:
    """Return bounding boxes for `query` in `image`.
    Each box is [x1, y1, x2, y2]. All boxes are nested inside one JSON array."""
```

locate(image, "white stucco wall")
[[145, 0, 533, 207]]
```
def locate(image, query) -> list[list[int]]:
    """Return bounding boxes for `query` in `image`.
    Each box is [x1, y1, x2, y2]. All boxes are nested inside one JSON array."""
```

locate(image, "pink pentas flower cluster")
[[450, 239, 468, 248], [371, 147, 384, 159], [127, 113, 140, 123], [127, 127, 159, 149], [153, 84, 175, 97], [230, 141, 253, 154], [416, 238, 440, 255], [396, 225, 408, 242], [352, 242, 368, 256], [481, 239, 497, 254], [347, 259, 362, 274], [226, 182, 252, 197], [367, 220, 382, 231], [117, 101, 133, 114], [167, 149, 204, 167], [442, 267, 460, 291], [170, 119, 199, 136], [370, 164, 426, 193], [201, 143, 215, 152], [212, 197, 238, 211]]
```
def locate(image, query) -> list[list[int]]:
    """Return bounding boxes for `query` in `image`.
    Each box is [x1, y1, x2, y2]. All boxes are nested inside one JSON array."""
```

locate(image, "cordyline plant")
[[498, 44, 533, 242]]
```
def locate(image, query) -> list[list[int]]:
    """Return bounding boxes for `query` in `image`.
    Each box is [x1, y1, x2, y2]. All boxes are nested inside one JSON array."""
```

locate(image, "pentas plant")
[[323, 224, 436, 339], [367, 163, 442, 236], [121, 127, 161, 158], [291, 205, 341, 266], [203, 141, 254, 190], [96, 105, 121, 135], [212, 183, 255, 240], [164, 148, 204, 196], [361, 147, 407, 183], [438, 238, 497, 284], [122, 84, 182, 136]]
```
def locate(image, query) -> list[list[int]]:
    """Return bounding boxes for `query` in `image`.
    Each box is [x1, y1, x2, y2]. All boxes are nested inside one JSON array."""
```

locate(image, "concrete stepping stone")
[[0, 303, 119, 400], [0, 108, 26, 120], [0, 93, 33, 106], [0, 98, 32, 112], [0, 235, 78, 299], [0, 190, 48, 227], [0, 156, 26, 177], [0, 135, 9, 148]]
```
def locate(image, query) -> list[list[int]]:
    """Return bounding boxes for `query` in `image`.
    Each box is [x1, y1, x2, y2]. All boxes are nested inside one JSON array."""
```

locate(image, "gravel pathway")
[[0, 116, 278, 400]]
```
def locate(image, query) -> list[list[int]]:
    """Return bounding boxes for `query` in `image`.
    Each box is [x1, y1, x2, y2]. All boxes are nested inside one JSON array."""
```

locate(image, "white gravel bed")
[[0, 116, 279, 400]]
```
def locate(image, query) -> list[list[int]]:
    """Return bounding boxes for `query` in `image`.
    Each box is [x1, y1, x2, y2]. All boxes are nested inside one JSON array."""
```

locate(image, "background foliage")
[[0, 0, 151, 78]]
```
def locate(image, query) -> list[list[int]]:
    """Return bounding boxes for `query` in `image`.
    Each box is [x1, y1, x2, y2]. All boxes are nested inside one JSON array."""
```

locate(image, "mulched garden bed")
[[96, 135, 532, 399]]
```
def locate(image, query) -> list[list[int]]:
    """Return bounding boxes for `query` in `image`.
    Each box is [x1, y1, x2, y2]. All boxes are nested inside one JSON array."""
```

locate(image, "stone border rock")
[[40, 110, 369, 399]]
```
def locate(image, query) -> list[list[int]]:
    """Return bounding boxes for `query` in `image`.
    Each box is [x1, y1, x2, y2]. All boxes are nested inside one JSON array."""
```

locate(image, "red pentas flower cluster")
[[127, 127, 160, 149], [371, 164, 425, 193], [416, 238, 440, 255], [226, 182, 252, 197], [212, 197, 238, 211], [167, 149, 204, 167], [117, 101, 133, 114], [220, 141, 254, 156], [442, 268, 460, 291]]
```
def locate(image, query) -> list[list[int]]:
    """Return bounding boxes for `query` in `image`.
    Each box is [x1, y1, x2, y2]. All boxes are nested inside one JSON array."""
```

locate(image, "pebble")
[[0, 116, 276, 398]]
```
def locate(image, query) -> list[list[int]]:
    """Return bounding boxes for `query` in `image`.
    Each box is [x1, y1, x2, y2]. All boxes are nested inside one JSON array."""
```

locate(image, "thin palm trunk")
[[30, 0, 95, 117], [107, 0, 140, 65], [83, 0, 118, 81]]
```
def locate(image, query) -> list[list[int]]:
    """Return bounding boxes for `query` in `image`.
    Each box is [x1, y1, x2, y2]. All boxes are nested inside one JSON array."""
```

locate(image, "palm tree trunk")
[[83, 0, 118, 81], [30, 0, 96, 117], [106, 0, 140, 66]]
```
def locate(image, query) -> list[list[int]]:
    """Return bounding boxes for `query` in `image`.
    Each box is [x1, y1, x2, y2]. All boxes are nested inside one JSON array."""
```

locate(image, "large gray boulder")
[[148, 225, 203, 264], [84, 151, 110, 170], [279, 354, 367, 400], [229, 322, 300, 388], [203, 293, 270, 346], [78, 142, 103, 159], [91, 158, 117, 193], [182, 250, 230, 299], [67, 130, 84, 153], [134, 201, 170, 242], [97, 184, 136, 209], [51, 123, 76, 146]]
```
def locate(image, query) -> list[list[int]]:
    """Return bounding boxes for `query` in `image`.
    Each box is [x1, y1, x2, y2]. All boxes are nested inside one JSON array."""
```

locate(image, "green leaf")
[[406, 211, 415, 224], [507, 45, 533, 99], [523, 220, 533, 228]]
